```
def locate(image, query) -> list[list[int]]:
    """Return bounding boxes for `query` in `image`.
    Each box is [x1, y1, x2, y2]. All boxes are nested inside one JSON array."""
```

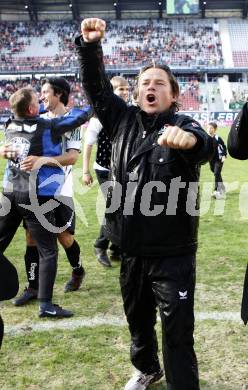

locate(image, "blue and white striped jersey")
[[41, 110, 82, 197], [3, 107, 90, 197]]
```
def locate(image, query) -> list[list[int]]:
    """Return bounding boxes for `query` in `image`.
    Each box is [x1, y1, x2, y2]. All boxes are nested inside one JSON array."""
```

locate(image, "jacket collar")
[[127, 109, 176, 169], [136, 108, 176, 133]]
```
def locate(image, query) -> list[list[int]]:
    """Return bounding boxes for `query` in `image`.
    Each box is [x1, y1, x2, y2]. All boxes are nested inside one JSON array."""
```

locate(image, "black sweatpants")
[[120, 253, 200, 390], [0, 316, 3, 348], [210, 160, 225, 192], [0, 193, 58, 301], [241, 263, 248, 325], [0, 249, 19, 348]]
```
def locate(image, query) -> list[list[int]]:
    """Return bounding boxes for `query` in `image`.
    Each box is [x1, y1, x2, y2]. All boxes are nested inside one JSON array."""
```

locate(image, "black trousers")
[[0, 249, 19, 349], [22, 195, 76, 289], [209, 160, 225, 192], [94, 169, 120, 254], [0, 315, 3, 348], [120, 254, 200, 390], [0, 193, 58, 301], [241, 263, 248, 325]]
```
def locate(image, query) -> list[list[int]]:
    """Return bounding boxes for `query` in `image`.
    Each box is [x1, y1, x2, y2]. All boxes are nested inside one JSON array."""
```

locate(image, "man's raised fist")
[[81, 18, 106, 43]]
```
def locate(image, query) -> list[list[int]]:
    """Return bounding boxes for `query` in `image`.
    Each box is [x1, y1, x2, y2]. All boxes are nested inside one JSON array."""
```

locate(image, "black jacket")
[[76, 37, 214, 256], [228, 102, 248, 159], [227, 104, 248, 325], [210, 135, 227, 163]]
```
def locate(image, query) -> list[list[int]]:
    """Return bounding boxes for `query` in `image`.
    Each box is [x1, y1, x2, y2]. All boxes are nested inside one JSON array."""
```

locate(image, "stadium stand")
[[0, 16, 248, 115], [179, 79, 200, 111], [228, 19, 248, 67], [1, 17, 248, 73], [0, 19, 224, 71], [104, 19, 223, 67]]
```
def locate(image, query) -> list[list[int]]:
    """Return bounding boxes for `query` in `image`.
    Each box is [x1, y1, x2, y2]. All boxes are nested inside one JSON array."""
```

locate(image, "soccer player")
[[13, 77, 85, 306], [0, 86, 91, 318]]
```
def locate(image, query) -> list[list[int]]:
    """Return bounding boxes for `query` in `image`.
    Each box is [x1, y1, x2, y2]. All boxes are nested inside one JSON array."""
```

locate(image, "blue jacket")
[[4, 107, 91, 197]]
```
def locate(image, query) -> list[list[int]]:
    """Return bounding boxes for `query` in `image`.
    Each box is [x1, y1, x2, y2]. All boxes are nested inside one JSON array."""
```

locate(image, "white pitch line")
[[195, 311, 240, 321], [5, 315, 127, 336], [4, 312, 242, 336]]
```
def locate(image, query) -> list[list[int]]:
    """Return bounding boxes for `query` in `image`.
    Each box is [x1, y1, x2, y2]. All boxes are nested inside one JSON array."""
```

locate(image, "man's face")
[[114, 85, 129, 103], [138, 68, 176, 114], [207, 125, 216, 136], [41, 82, 61, 111]]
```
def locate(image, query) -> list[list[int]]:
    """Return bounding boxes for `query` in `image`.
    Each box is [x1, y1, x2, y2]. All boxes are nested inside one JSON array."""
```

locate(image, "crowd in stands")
[[105, 19, 223, 67], [3, 18, 248, 73], [0, 21, 50, 56], [0, 79, 38, 116], [0, 55, 77, 73], [0, 19, 223, 72], [178, 78, 201, 111], [57, 21, 79, 54], [0, 21, 79, 72]]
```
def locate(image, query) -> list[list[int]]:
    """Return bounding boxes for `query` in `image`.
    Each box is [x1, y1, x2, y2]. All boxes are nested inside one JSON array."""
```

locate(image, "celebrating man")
[[76, 18, 214, 390]]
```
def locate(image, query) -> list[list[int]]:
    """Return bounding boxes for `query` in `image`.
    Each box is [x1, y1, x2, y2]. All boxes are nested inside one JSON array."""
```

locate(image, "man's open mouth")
[[146, 94, 156, 103]]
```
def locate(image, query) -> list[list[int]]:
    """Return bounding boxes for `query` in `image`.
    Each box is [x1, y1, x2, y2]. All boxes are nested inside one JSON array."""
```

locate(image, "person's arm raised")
[[50, 106, 92, 140], [81, 18, 106, 43], [76, 18, 128, 140]]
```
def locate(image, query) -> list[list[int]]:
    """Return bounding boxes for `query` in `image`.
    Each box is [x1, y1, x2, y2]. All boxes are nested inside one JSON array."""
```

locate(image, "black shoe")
[[13, 287, 38, 306], [94, 247, 111, 267], [39, 303, 74, 318], [64, 269, 85, 293], [109, 250, 121, 262]]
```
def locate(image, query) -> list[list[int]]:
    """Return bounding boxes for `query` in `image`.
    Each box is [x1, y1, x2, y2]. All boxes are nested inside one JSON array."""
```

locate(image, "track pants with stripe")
[[0, 192, 58, 301], [120, 253, 200, 390]]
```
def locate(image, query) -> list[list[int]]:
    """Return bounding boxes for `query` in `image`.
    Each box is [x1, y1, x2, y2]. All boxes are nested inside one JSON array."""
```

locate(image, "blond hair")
[[110, 76, 128, 91], [9, 87, 35, 118]]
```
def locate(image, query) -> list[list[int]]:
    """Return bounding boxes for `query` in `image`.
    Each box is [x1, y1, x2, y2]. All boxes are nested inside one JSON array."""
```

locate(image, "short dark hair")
[[138, 63, 180, 112], [9, 87, 35, 118], [208, 122, 218, 129], [41, 77, 70, 105]]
